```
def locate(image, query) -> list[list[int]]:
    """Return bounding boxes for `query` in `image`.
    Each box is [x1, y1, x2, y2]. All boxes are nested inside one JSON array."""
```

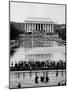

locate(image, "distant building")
[[22, 17, 54, 33], [19, 17, 57, 48]]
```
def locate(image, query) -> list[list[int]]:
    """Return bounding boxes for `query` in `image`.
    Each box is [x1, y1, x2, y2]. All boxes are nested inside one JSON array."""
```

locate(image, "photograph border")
[[9, 1, 67, 89]]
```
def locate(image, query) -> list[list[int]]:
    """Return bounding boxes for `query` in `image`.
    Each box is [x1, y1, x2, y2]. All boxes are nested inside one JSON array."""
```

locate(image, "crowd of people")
[[10, 60, 66, 71]]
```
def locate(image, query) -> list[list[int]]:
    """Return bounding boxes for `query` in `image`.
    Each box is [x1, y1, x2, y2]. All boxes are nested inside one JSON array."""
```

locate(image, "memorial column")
[[40, 23, 41, 31], [27, 23, 29, 32], [52, 24, 54, 33], [45, 24, 46, 32], [50, 24, 51, 32], [46, 24, 47, 33], [25, 23, 26, 31], [32, 23, 33, 32]]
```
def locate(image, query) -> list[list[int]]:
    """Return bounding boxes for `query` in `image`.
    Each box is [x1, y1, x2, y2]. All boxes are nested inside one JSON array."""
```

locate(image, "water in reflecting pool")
[[10, 70, 66, 88]]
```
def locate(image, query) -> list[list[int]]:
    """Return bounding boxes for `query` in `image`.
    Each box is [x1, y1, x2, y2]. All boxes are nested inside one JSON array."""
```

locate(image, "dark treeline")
[[10, 60, 66, 71], [10, 49, 16, 56], [10, 22, 32, 40], [10, 22, 21, 40], [10, 22, 22, 40], [10, 22, 66, 41], [54, 24, 66, 41]]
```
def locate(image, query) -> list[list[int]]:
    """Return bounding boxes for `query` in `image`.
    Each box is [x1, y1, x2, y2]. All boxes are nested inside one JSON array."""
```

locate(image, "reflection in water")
[[10, 49, 16, 56], [10, 70, 66, 88], [56, 70, 58, 77], [35, 72, 38, 83], [10, 40, 66, 88], [30, 72, 32, 78], [23, 72, 25, 78], [18, 82, 21, 88], [10, 46, 65, 66]]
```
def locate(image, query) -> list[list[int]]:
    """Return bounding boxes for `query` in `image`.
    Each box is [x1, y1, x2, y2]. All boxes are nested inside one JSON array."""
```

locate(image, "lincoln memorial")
[[22, 17, 54, 33]]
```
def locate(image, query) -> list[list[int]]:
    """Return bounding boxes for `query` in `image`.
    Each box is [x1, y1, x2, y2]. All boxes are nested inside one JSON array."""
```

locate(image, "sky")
[[10, 2, 65, 24]]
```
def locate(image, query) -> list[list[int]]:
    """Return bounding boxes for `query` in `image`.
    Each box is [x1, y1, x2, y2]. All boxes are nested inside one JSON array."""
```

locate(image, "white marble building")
[[23, 17, 54, 33]]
